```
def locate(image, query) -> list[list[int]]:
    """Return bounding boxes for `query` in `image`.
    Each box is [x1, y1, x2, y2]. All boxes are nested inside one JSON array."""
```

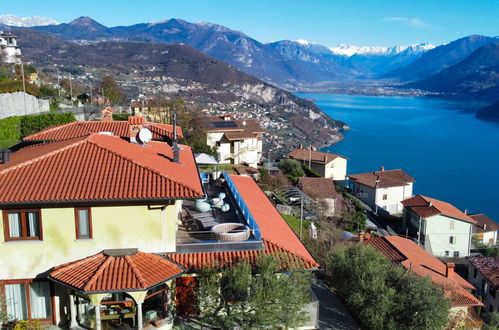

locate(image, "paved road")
[[311, 281, 360, 330]]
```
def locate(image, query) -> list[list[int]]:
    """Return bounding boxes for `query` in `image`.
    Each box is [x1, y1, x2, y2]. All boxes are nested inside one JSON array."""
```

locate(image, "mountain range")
[[9, 28, 345, 154], [0, 14, 58, 27]]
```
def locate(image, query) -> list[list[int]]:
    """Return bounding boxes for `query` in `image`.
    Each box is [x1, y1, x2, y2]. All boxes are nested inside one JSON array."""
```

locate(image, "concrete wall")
[[0, 202, 180, 280], [424, 214, 472, 257], [0, 92, 49, 119]]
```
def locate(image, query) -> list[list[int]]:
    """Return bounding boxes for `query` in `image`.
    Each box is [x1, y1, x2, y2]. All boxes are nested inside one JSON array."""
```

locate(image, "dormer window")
[[2, 210, 42, 241]]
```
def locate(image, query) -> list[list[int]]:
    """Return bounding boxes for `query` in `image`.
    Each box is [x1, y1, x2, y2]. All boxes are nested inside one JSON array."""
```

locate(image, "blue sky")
[[2, 0, 498, 46]]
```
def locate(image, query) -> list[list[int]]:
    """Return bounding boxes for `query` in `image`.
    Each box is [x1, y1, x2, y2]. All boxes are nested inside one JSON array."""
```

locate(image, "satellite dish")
[[137, 128, 152, 144]]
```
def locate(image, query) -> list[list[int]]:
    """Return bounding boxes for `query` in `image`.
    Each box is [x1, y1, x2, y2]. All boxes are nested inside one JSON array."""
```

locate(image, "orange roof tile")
[[348, 169, 415, 188], [402, 195, 475, 223], [166, 239, 319, 272], [0, 134, 204, 205], [23, 120, 183, 142], [365, 236, 482, 307], [470, 214, 499, 233], [467, 256, 499, 289], [229, 175, 317, 265], [288, 149, 345, 165], [50, 249, 184, 293]]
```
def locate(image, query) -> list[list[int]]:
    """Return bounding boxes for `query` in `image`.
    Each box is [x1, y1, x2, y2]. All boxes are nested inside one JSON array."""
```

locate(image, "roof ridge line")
[[24, 121, 79, 140], [85, 137, 201, 195], [52, 252, 103, 275], [124, 254, 147, 287], [0, 139, 87, 175], [83, 255, 114, 291]]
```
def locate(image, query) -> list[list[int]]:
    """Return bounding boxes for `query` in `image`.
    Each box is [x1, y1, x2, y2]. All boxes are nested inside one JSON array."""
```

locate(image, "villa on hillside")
[[288, 148, 347, 182], [0, 117, 318, 329], [0, 31, 21, 64], [203, 115, 264, 168], [402, 195, 475, 258], [348, 167, 415, 215], [469, 213, 499, 246], [466, 256, 499, 313], [365, 236, 483, 329]]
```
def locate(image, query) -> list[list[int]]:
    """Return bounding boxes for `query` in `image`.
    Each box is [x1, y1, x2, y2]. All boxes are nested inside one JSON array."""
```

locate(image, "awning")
[[49, 249, 184, 294], [195, 153, 218, 165]]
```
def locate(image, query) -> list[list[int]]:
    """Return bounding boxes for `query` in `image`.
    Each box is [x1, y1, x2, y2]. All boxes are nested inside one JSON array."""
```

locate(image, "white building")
[[469, 213, 499, 246], [288, 149, 347, 182], [204, 115, 264, 168], [467, 256, 499, 313], [348, 167, 414, 215], [402, 195, 475, 257], [0, 32, 21, 64]]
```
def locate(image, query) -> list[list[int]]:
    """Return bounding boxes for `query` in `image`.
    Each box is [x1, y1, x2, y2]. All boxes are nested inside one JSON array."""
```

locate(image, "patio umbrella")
[[195, 153, 218, 165]]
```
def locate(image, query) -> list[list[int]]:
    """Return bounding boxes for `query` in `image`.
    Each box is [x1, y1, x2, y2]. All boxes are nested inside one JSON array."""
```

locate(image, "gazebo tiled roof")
[[49, 249, 184, 293]]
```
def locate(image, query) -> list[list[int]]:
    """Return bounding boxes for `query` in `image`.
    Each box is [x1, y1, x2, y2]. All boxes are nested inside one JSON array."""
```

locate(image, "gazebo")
[[49, 249, 184, 330]]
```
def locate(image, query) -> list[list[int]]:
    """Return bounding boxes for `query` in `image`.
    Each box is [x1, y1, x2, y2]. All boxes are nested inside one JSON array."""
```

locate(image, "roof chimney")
[[428, 200, 433, 207], [101, 105, 113, 122], [446, 262, 455, 278], [380, 166, 385, 172], [464, 209, 468, 215], [128, 116, 145, 144], [172, 113, 182, 163], [1, 149, 11, 164], [483, 223, 487, 231]]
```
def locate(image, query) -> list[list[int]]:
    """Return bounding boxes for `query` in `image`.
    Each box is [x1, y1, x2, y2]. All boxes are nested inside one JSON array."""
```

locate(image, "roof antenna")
[[172, 113, 182, 163]]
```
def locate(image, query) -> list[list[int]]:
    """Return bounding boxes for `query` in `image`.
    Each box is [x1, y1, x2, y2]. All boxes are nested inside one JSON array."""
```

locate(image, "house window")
[[445, 251, 449, 257], [453, 251, 460, 258], [383, 194, 387, 200], [450, 220, 454, 230], [2, 210, 42, 241], [75, 208, 92, 239], [3, 280, 52, 321], [449, 236, 456, 244]]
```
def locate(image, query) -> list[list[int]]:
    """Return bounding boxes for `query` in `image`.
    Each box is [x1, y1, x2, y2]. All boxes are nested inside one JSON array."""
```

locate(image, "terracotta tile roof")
[[470, 214, 499, 233], [0, 133, 204, 205], [365, 236, 482, 307], [402, 195, 476, 223], [49, 249, 184, 293], [229, 175, 317, 265], [288, 149, 345, 165], [23, 119, 183, 142], [298, 177, 337, 199], [467, 256, 499, 289], [166, 239, 318, 272], [234, 166, 259, 175], [204, 116, 264, 135], [348, 169, 415, 188]]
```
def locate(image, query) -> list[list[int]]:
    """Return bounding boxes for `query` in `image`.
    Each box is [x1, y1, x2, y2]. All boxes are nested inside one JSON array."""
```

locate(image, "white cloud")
[[382, 17, 431, 28]]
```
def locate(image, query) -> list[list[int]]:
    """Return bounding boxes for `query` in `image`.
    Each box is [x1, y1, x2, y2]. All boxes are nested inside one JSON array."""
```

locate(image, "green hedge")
[[0, 113, 76, 147], [0, 81, 39, 97], [112, 113, 130, 121]]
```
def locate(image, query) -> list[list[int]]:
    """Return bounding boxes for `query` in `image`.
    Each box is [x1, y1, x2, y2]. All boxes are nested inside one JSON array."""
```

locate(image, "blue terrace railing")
[[223, 172, 261, 240]]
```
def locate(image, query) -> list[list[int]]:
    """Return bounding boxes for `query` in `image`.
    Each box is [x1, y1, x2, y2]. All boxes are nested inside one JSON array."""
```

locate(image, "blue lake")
[[297, 93, 499, 221]]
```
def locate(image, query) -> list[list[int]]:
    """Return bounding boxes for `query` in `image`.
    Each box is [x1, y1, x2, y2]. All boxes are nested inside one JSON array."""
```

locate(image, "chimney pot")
[[483, 224, 487, 231], [128, 116, 145, 143], [1, 149, 11, 164], [446, 262, 455, 278], [101, 106, 113, 122], [380, 166, 385, 171]]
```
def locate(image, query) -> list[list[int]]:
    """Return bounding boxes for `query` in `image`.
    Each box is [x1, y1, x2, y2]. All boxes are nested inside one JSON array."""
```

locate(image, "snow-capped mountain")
[[0, 14, 58, 27], [329, 43, 435, 57]]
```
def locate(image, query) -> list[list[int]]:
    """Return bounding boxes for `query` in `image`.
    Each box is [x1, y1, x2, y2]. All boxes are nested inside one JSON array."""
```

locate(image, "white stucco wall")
[[206, 132, 261, 167], [0, 92, 50, 119], [374, 183, 413, 215], [423, 214, 472, 257], [324, 157, 347, 181]]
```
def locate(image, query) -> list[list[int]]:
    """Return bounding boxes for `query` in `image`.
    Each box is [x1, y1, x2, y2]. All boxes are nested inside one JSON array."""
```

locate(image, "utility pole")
[[69, 77, 73, 101], [308, 145, 312, 168], [89, 80, 93, 106], [300, 193, 304, 239], [20, 61, 26, 115]]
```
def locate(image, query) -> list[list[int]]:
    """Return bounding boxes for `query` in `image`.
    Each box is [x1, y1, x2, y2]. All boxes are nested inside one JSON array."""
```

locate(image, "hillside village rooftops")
[[298, 177, 337, 199], [469, 213, 499, 233], [466, 256, 499, 289], [204, 115, 264, 139], [365, 236, 482, 307], [50, 249, 184, 293], [23, 117, 183, 142], [348, 168, 415, 188], [0, 133, 204, 205], [288, 149, 345, 165], [402, 195, 475, 223]]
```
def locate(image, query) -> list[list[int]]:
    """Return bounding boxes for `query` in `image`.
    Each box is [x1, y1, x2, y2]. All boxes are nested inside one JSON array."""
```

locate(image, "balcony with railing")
[[176, 172, 264, 253]]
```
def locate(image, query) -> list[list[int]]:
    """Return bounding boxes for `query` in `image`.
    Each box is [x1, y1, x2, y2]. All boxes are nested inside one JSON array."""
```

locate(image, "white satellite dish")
[[137, 128, 153, 144]]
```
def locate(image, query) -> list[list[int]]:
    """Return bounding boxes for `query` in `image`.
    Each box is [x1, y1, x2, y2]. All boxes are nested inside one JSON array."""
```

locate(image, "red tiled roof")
[[288, 149, 345, 165], [470, 214, 499, 233], [402, 195, 475, 223], [23, 119, 183, 142], [204, 116, 264, 135], [348, 169, 415, 188], [50, 249, 184, 293], [365, 236, 482, 307], [0, 133, 204, 205], [298, 177, 337, 199], [229, 175, 317, 265], [166, 239, 318, 272], [467, 256, 499, 289]]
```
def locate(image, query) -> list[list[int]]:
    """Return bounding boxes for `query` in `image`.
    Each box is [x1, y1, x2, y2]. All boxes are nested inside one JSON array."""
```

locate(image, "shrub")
[[112, 113, 130, 121], [19, 113, 76, 138], [279, 159, 304, 181]]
